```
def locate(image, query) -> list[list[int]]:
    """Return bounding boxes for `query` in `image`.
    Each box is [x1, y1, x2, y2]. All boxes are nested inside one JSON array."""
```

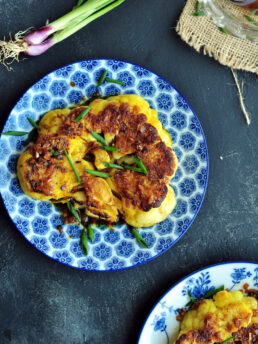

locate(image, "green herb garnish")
[[191, 11, 205, 16], [203, 285, 224, 299], [131, 228, 149, 248], [103, 161, 123, 169], [123, 165, 143, 173], [49, 149, 60, 157], [25, 128, 38, 145], [1, 131, 28, 136], [219, 336, 235, 344], [219, 27, 227, 34], [244, 15, 258, 25], [185, 290, 196, 307], [97, 69, 108, 87], [100, 145, 120, 152], [63, 147, 81, 184], [90, 130, 107, 145], [81, 95, 97, 106], [88, 224, 95, 243], [27, 117, 40, 130], [188, 290, 195, 302], [186, 286, 225, 308], [74, 106, 91, 122], [96, 224, 108, 230], [67, 201, 81, 222], [81, 228, 88, 256], [81, 94, 107, 106], [133, 156, 148, 176], [85, 169, 109, 178], [245, 15, 255, 23], [105, 78, 125, 86], [191, 0, 205, 16], [251, 8, 258, 16], [196, 0, 200, 12]]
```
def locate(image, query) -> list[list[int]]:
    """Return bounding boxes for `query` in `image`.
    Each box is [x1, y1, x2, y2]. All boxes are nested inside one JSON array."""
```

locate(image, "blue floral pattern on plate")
[[0, 59, 208, 271], [138, 262, 258, 344], [9, 178, 23, 196], [49, 80, 69, 97]]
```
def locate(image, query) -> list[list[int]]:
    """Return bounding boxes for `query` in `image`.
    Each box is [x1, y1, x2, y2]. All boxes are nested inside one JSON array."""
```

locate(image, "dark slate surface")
[[0, 0, 257, 343]]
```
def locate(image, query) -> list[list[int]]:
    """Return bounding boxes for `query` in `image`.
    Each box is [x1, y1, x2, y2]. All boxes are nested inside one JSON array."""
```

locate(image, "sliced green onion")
[[185, 290, 196, 307], [185, 286, 225, 308], [25, 128, 38, 145], [27, 117, 40, 130], [185, 286, 226, 308], [251, 9, 258, 16], [97, 69, 108, 87], [131, 228, 149, 248], [133, 156, 148, 176], [191, 11, 205, 16], [88, 224, 95, 242], [103, 161, 123, 169], [196, 0, 200, 12], [90, 130, 106, 145], [219, 27, 227, 34], [188, 290, 196, 302], [97, 224, 108, 229], [81, 95, 97, 106], [63, 147, 81, 184], [74, 106, 91, 122], [244, 15, 255, 23], [105, 78, 125, 86], [85, 169, 109, 178], [123, 165, 143, 173], [1, 131, 28, 136], [81, 228, 88, 256], [100, 145, 120, 152], [81, 94, 109, 106], [244, 15, 258, 25], [203, 285, 224, 299], [49, 149, 60, 157], [67, 200, 81, 222], [220, 336, 235, 344], [185, 300, 194, 307]]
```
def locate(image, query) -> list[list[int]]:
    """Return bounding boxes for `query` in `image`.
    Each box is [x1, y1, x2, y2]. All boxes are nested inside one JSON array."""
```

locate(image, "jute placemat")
[[176, 0, 258, 75]]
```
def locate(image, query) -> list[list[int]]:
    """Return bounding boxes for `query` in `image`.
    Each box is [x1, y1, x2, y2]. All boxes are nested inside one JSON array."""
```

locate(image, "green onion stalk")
[[0, 0, 125, 69]]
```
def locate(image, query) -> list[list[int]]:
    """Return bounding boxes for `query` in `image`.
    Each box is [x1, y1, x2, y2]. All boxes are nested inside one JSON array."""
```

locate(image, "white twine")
[[231, 68, 251, 126]]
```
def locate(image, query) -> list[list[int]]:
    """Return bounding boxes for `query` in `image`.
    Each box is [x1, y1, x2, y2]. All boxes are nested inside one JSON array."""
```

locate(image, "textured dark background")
[[0, 0, 257, 343]]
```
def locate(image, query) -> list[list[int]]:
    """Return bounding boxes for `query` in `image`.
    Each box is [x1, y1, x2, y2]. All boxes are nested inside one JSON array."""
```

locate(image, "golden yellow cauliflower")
[[176, 290, 258, 344], [17, 94, 178, 227]]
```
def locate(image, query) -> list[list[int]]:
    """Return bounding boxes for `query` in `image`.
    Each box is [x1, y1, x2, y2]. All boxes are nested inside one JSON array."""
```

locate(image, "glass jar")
[[200, 0, 258, 41]]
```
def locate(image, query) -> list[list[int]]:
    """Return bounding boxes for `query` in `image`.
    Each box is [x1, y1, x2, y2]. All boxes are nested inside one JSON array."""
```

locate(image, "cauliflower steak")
[[17, 94, 178, 228]]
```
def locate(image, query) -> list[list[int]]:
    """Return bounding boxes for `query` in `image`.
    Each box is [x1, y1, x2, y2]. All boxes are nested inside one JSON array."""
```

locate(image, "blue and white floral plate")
[[0, 59, 209, 271], [138, 261, 258, 344]]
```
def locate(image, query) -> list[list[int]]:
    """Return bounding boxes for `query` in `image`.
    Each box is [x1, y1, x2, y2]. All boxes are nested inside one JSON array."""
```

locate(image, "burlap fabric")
[[176, 0, 258, 74]]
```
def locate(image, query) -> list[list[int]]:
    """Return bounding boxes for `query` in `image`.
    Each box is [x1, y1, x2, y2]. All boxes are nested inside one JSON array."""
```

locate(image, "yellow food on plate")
[[176, 290, 258, 344], [17, 94, 178, 228]]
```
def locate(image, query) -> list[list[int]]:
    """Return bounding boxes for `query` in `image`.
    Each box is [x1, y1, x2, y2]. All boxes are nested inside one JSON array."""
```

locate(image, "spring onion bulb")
[[0, 0, 125, 69]]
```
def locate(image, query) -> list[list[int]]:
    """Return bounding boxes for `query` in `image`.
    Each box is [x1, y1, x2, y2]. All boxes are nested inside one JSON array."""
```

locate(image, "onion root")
[[0, 29, 30, 70]]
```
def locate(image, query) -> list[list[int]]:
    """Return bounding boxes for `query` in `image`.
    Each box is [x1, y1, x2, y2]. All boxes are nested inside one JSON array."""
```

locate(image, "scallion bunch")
[[0, 0, 125, 70]]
